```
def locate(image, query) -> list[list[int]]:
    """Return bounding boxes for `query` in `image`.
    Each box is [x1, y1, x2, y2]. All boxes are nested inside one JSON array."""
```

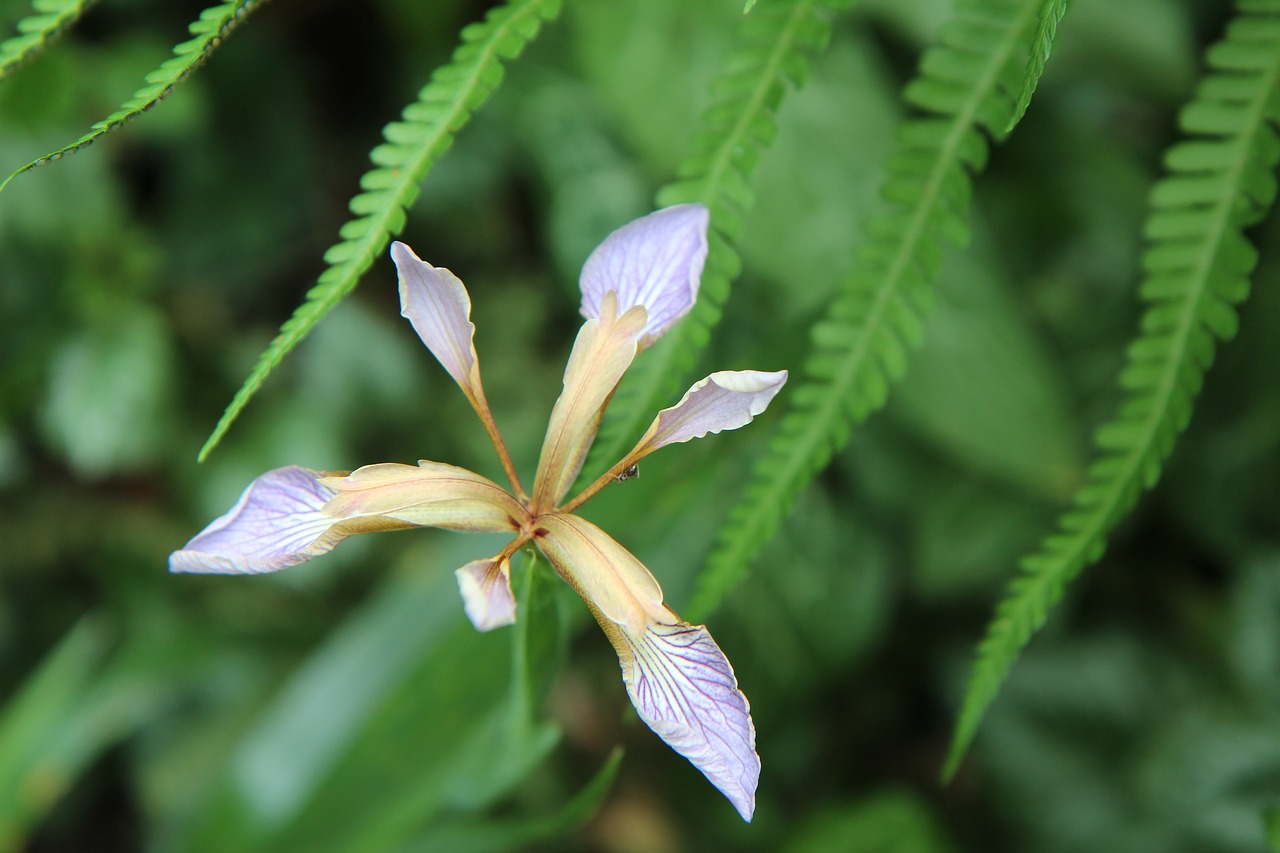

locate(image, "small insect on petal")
[[613, 463, 639, 483]]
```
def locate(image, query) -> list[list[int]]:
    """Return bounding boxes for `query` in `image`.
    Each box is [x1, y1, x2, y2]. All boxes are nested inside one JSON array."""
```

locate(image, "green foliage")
[[583, 0, 849, 478], [6, 0, 1280, 849], [688, 0, 1038, 621], [1006, 0, 1070, 131], [0, 0, 264, 192], [0, 0, 95, 82], [944, 0, 1280, 778], [197, 0, 561, 461]]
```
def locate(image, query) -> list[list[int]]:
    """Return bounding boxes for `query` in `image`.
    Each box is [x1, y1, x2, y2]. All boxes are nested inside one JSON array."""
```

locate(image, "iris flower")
[[171, 204, 786, 820]]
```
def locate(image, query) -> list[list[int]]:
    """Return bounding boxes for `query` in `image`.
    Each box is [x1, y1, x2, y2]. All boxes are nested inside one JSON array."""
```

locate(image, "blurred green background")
[[3, 0, 1280, 850]]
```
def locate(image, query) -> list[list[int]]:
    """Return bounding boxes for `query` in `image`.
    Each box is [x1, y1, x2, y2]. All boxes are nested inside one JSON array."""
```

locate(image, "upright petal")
[[532, 514, 669, 639], [579, 204, 709, 347], [320, 461, 528, 532], [532, 293, 647, 510], [392, 242, 483, 402], [610, 620, 760, 822], [170, 466, 344, 574], [456, 556, 517, 631], [631, 370, 788, 458]]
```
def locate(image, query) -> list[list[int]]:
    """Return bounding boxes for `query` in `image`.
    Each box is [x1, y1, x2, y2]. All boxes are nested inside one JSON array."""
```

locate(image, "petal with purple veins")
[[610, 620, 760, 821], [579, 204, 709, 348], [169, 466, 345, 575], [392, 242, 483, 402], [631, 369, 788, 458], [456, 557, 517, 631]]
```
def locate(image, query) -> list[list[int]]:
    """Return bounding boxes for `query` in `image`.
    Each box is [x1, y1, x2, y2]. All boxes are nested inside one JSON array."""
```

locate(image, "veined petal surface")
[[613, 621, 759, 821], [456, 557, 517, 631], [579, 204, 708, 347], [633, 370, 788, 458], [393, 241, 483, 401], [320, 461, 527, 532], [532, 293, 646, 510], [533, 513, 668, 639], [170, 466, 344, 575]]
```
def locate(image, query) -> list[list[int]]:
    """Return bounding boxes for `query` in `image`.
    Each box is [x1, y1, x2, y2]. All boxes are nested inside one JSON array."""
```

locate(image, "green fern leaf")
[[0, 0, 264, 192], [944, 0, 1280, 779], [1005, 0, 1069, 131], [0, 0, 95, 82], [198, 0, 561, 462], [688, 0, 1038, 623], [583, 0, 849, 482]]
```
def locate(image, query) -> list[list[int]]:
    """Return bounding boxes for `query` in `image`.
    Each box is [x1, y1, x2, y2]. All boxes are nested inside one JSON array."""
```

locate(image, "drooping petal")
[[170, 466, 345, 574], [532, 513, 669, 639], [455, 557, 517, 631], [631, 370, 788, 458], [610, 620, 760, 822], [579, 204, 709, 348], [320, 461, 528, 532], [532, 293, 647, 510], [392, 241, 483, 401]]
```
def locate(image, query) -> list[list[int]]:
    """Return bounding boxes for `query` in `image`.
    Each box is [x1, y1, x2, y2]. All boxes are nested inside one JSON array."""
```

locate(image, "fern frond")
[[197, 0, 561, 461], [1005, 0, 1069, 131], [0, 0, 95, 82], [583, 0, 849, 481], [943, 0, 1280, 779], [688, 0, 1039, 623], [0, 0, 263, 192]]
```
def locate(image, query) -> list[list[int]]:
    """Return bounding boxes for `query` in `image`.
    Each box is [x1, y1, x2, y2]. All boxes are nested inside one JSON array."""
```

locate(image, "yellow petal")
[[533, 513, 670, 638], [531, 293, 646, 510], [320, 461, 527, 532]]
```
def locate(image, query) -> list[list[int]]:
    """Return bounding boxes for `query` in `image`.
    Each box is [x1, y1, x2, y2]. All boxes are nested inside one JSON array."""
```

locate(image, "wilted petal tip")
[[455, 558, 518, 631]]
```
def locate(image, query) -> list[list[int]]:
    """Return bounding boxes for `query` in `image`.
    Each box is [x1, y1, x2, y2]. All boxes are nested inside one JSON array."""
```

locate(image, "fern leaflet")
[[0, 0, 264, 192], [944, 0, 1280, 779], [583, 0, 849, 481], [0, 0, 95, 82], [198, 0, 561, 461], [1005, 0, 1069, 131], [688, 0, 1039, 623]]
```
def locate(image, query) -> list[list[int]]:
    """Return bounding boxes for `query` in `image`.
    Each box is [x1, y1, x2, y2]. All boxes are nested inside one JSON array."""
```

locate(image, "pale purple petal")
[[637, 370, 788, 455], [169, 466, 340, 574], [455, 557, 517, 631], [392, 242, 482, 398], [615, 621, 760, 821], [579, 204, 709, 347]]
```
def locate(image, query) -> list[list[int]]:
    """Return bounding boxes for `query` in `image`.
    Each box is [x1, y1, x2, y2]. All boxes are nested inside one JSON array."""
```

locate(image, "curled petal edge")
[[456, 557, 518, 631]]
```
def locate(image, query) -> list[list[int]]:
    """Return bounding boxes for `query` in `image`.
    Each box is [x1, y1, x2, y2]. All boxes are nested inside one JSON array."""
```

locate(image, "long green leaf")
[[0, 0, 95, 82], [198, 0, 561, 462], [1005, 0, 1069, 131], [0, 0, 264, 192], [690, 0, 1037, 622], [582, 0, 849, 479], [944, 0, 1280, 778]]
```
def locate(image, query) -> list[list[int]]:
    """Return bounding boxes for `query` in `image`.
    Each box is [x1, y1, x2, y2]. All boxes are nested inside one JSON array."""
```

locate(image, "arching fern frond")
[[688, 0, 1039, 623], [198, 0, 561, 461], [0, 0, 264, 192], [0, 0, 95, 82], [1005, 0, 1069, 131], [943, 0, 1280, 779], [583, 0, 849, 480]]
